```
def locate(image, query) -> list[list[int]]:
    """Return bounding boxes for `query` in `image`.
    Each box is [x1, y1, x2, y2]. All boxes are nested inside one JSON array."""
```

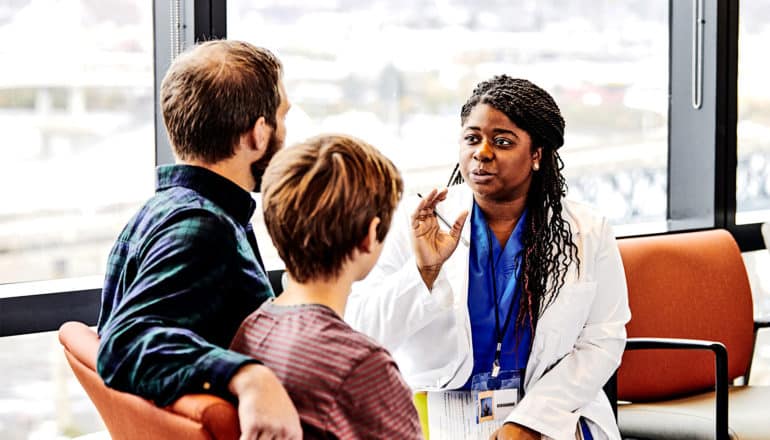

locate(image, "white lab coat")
[[345, 185, 630, 440]]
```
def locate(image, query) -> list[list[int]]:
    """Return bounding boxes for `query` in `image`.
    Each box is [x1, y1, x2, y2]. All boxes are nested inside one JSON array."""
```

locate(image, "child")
[[230, 134, 422, 439]]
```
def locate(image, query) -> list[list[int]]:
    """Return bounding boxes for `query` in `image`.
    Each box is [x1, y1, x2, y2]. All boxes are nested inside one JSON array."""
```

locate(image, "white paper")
[[492, 388, 518, 421], [427, 391, 501, 439]]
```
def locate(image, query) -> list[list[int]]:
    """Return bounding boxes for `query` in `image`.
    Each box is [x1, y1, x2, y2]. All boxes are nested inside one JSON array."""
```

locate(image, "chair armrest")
[[755, 316, 770, 332], [625, 337, 729, 440], [626, 337, 726, 353], [168, 394, 240, 440], [747, 317, 770, 385]]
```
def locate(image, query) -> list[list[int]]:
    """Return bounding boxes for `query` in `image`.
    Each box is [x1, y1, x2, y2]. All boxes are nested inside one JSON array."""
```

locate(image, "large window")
[[737, 0, 770, 224], [228, 0, 669, 249], [0, 0, 155, 285], [0, 1, 152, 437]]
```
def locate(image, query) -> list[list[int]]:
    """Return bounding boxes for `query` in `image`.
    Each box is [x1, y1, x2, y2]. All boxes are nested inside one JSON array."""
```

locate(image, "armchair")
[[615, 229, 770, 440], [58, 321, 240, 440]]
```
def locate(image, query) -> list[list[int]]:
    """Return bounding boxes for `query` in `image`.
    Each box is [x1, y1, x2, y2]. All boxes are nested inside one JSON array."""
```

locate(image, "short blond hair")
[[261, 134, 403, 282]]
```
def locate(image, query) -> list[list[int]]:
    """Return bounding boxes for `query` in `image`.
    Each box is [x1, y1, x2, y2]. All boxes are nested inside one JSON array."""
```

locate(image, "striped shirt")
[[231, 301, 423, 440]]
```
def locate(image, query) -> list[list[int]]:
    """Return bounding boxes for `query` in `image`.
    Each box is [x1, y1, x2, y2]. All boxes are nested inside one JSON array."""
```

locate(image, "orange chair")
[[616, 230, 770, 440], [58, 321, 240, 440]]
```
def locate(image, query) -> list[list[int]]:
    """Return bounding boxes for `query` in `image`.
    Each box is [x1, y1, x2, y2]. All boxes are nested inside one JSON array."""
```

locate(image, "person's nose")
[[473, 138, 494, 162]]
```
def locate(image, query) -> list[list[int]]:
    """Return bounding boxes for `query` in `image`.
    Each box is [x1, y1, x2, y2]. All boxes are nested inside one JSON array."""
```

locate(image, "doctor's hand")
[[490, 422, 541, 440], [411, 188, 469, 290]]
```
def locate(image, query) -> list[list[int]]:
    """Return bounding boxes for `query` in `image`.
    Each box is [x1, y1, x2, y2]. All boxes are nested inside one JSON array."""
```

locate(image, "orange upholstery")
[[58, 321, 240, 440], [616, 229, 755, 402]]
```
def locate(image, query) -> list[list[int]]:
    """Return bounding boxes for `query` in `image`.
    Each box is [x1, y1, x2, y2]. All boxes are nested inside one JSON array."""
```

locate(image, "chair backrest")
[[58, 321, 239, 440], [616, 229, 754, 402]]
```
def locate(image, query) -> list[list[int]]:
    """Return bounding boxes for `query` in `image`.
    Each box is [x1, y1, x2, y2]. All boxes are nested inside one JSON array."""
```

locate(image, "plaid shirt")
[[96, 164, 273, 406]]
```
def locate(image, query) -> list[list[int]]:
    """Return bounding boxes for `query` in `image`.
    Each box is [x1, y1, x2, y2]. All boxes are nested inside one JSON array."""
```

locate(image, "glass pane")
[[737, 0, 770, 224], [229, 0, 668, 256], [742, 249, 770, 385], [0, 0, 155, 284], [0, 331, 104, 438]]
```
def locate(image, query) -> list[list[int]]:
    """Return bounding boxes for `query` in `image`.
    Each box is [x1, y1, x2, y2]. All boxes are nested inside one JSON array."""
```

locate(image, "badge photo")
[[477, 390, 495, 423]]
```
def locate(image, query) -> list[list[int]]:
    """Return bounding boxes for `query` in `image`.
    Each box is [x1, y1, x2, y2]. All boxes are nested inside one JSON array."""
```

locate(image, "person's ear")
[[247, 116, 271, 159], [531, 147, 543, 171], [359, 217, 381, 253]]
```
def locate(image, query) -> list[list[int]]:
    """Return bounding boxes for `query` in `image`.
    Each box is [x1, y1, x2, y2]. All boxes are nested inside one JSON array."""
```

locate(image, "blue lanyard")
[[485, 224, 522, 377]]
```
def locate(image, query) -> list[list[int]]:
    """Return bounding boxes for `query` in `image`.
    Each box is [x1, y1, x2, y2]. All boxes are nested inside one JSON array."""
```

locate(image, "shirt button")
[[203, 382, 211, 390]]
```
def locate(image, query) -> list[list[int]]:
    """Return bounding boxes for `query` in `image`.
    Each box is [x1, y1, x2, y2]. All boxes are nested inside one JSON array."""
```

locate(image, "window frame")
[[1, 0, 765, 337], [666, 0, 763, 251]]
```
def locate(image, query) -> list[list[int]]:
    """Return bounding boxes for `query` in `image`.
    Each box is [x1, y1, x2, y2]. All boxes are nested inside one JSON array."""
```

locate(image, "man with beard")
[[95, 40, 300, 439]]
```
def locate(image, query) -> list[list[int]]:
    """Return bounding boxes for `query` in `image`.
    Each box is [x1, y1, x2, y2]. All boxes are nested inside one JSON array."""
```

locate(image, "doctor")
[[345, 75, 630, 440]]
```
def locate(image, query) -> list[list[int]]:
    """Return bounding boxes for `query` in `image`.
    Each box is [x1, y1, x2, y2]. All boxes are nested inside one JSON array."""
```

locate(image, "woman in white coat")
[[345, 76, 630, 440]]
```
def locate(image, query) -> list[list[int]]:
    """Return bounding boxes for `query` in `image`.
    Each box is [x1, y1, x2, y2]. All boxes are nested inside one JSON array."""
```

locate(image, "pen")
[[417, 192, 470, 247]]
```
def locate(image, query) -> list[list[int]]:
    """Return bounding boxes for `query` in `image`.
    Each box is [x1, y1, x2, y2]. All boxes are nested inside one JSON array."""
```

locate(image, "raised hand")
[[411, 188, 469, 290]]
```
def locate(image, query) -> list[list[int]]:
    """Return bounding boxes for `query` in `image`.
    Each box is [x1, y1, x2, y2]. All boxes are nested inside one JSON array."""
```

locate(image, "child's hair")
[[261, 134, 403, 283]]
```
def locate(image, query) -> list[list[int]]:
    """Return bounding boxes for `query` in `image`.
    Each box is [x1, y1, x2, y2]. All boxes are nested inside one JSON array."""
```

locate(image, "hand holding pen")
[[411, 188, 470, 290], [416, 191, 470, 247]]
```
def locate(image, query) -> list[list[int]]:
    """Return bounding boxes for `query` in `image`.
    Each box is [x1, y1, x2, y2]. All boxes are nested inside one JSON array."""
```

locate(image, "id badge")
[[470, 369, 523, 423]]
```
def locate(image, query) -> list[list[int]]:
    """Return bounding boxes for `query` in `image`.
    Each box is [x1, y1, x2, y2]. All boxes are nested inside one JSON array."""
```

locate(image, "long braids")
[[450, 75, 579, 335], [518, 140, 578, 333]]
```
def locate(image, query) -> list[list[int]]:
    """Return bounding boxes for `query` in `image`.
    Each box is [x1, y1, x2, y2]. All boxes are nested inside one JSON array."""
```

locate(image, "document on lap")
[[427, 391, 506, 439]]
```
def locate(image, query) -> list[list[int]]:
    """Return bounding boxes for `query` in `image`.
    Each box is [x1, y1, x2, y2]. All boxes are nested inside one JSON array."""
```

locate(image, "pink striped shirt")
[[230, 301, 423, 439]]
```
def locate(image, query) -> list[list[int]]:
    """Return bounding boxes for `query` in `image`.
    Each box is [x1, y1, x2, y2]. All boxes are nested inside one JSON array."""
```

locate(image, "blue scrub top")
[[463, 201, 593, 440], [463, 201, 531, 389]]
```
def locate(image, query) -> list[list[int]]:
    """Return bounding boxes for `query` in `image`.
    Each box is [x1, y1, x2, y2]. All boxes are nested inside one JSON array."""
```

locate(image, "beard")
[[250, 128, 284, 192]]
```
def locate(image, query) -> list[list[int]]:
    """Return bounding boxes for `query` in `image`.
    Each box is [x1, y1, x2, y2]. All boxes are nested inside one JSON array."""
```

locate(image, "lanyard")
[[485, 225, 521, 377]]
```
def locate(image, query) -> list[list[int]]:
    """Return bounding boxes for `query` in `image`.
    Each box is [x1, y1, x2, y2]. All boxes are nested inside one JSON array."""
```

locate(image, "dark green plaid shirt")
[[96, 164, 273, 406]]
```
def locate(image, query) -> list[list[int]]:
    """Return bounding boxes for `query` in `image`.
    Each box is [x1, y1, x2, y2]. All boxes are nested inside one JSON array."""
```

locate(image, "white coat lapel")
[[434, 185, 475, 388]]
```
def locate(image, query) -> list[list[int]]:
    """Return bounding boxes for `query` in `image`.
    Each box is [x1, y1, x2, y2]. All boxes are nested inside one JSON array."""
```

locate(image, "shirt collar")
[[156, 164, 256, 225], [471, 201, 528, 258]]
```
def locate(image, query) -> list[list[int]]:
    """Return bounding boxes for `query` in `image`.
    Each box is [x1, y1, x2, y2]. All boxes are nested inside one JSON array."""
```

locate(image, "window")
[[737, 0, 770, 224], [0, 0, 155, 285], [742, 249, 770, 385], [0, 331, 103, 439], [228, 0, 669, 258], [0, 1, 152, 437]]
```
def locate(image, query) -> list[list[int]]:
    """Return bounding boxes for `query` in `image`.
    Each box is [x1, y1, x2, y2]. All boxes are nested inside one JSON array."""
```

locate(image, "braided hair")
[[449, 75, 579, 335]]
